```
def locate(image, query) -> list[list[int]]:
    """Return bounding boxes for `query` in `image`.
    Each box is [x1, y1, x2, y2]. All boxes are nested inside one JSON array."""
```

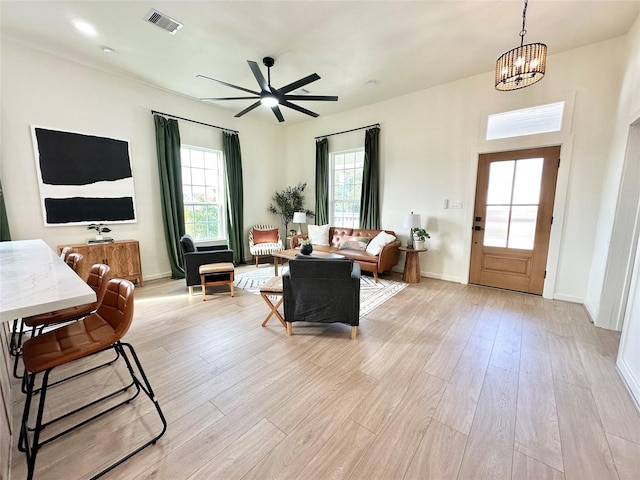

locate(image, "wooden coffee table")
[[272, 248, 344, 275]]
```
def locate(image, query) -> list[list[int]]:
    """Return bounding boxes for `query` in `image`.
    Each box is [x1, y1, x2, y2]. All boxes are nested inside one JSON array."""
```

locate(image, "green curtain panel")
[[360, 126, 381, 229], [154, 115, 185, 279], [223, 131, 245, 265], [0, 179, 11, 241], [315, 138, 329, 225]]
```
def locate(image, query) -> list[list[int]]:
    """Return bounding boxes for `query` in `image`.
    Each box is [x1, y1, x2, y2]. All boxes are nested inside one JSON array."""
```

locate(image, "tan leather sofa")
[[291, 227, 401, 282]]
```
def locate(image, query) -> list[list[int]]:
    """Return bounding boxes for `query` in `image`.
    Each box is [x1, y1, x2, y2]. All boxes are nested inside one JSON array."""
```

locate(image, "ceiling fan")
[[197, 57, 338, 122]]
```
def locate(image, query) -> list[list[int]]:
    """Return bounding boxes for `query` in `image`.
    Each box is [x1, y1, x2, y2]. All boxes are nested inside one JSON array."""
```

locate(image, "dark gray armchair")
[[283, 256, 361, 339], [179, 234, 234, 294]]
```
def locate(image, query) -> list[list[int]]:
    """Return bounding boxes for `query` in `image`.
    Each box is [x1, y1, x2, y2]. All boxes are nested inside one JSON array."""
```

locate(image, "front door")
[[469, 146, 560, 294]]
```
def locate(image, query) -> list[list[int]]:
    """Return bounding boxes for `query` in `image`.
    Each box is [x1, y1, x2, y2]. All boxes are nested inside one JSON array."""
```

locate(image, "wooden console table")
[[59, 239, 143, 286], [399, 246, 428, 283]]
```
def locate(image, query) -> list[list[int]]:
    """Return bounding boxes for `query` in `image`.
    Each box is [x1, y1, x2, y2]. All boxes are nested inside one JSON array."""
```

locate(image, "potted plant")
[[412, 228, 430, 250], [87, 223, 111, 241], [268, 182, 314, 236], [300, 238, 313, 255]]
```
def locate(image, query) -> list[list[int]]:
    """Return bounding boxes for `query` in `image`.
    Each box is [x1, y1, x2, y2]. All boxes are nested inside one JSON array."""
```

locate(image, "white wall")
[[587, 15, 640, 329], [0, 40, 285, 280], [283, 38, 626, 300]]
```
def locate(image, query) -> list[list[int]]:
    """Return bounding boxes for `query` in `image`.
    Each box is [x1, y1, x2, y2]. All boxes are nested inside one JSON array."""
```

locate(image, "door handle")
[[474, 226, 484, 231]]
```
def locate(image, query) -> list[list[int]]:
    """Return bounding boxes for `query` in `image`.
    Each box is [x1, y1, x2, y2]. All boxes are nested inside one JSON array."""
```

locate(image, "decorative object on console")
[[300, 239, 313, 255], [268, 183, 314, 237], [402, 212, 421, 248], [292, 211, 307, 235], [87, 223, 112, 241], [495, 0, 547, 91]]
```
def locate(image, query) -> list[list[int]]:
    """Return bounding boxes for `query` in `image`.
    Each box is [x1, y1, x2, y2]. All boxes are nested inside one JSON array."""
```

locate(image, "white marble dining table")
[[0, 239, 96, 322]]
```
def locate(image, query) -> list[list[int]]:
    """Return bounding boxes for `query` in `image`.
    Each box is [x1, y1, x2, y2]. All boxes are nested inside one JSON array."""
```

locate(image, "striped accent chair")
[[249, 225, 285, 267]]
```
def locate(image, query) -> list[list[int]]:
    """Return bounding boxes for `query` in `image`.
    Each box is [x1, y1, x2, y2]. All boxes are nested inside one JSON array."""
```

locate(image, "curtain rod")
[[151, 110, 239, 134], [315, 123, 379, 140]]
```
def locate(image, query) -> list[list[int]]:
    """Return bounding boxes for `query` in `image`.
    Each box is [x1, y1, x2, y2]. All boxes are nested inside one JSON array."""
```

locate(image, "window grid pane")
[[484, 158, 542, 250], [181, 146, 225, 242], [329, 149, 364, 228]]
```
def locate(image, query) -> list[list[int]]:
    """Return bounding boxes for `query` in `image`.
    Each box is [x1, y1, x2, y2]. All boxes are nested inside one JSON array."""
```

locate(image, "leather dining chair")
[[19, 278, 166, 480], [12, 264, 112, 379], [65, 252, 83, 272]]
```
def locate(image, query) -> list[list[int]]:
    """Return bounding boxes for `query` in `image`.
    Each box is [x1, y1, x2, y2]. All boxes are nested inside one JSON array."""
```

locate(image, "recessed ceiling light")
[[366, 79, 377, 86], [101, 46, 116, 55], [74, 21, 97, 37]]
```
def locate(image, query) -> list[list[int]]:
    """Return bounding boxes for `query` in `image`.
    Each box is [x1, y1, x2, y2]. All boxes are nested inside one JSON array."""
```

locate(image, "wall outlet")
[[450, 200, 464, 209]]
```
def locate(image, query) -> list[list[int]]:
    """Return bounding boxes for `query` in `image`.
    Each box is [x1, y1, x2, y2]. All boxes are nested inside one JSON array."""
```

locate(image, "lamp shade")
[[402, 213, 421, 229], [292, 212, 307, 224]]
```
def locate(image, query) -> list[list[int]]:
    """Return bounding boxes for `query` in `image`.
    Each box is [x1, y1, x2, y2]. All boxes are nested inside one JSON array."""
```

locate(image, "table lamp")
[[292, 212, 307, 235], [402, 212, 421, 248]]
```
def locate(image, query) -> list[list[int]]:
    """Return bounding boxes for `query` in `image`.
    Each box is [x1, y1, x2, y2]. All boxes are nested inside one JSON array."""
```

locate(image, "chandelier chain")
[[519, 0, 529, 46]]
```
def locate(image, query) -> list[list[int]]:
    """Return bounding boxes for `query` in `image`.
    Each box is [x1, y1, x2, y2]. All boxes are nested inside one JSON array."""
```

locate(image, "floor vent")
[[145, 9, 183, 34]]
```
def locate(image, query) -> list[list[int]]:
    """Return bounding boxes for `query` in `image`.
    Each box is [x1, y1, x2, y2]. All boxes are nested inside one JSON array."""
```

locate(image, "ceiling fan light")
[[260, 95, 279, 107]]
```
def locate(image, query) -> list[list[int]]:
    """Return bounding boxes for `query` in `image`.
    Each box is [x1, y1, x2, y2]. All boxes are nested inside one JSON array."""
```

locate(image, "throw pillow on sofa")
[[339, 236, 371, 251], [308, 224, 330, 246], [253, 228, 279, 244], [366, 231, 396, 255]]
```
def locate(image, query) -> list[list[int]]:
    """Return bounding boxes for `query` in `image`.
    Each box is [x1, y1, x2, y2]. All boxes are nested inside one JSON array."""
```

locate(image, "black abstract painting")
[[32, 127, 137, 225]]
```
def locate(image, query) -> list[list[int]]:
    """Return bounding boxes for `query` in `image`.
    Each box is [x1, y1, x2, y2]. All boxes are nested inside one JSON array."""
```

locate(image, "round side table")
[[398, 246, 428, 283]]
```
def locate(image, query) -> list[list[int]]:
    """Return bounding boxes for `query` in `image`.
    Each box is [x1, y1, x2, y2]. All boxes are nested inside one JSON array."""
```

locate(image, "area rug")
[[234, 266, 408, 318]]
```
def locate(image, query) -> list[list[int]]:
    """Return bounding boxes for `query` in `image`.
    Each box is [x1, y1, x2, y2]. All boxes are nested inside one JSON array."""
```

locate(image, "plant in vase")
[[267, 183, 314, 237], [87, 223, 111, 241], [412, 228, 430, 250], [300, 238, 313, 255]]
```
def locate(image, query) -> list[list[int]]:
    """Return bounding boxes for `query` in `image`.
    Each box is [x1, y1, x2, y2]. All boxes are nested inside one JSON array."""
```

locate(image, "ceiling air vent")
[[145, 9, 183, 34]]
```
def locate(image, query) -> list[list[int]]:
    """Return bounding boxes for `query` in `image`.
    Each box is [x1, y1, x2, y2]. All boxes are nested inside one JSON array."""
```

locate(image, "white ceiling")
[[2, 0, 640, 124]]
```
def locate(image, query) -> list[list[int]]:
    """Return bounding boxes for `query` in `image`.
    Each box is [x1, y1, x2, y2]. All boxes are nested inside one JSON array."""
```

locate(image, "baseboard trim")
[[143, 272, 173, 282], [553, 293, 584, 304], [617, 361, 640, 414]]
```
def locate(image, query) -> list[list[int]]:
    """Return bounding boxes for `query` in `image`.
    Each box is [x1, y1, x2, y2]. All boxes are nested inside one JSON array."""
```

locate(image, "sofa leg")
[[189, 286, 193, 295], [255, 256, 259, 267], [351, 326, 357, 340], [374, 271, 379, 283], [287, 322, 292, 336]]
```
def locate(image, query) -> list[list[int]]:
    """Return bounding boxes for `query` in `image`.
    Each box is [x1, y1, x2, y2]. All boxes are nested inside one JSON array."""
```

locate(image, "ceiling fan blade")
[[282, 95, 338, 102], [277, 73, 321, 94], [196, 74, 260, 96], [280, 100, 319, 118], [247, 60, 270, 93], [272, 105, 285, 123], [234, 101, 262, 118], [201, 96, 258, 101]]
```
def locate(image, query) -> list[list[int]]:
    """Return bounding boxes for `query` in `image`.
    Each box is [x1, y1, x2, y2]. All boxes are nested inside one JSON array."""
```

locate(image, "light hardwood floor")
[[9, 265, 640, 480]]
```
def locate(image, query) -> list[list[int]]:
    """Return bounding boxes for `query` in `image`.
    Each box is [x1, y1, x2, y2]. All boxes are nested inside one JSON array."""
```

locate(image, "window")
[[180, 145, 225, 241], [484, 157, 543, 250], [486, 101, 564, 140], [330, 148, 364, 228]]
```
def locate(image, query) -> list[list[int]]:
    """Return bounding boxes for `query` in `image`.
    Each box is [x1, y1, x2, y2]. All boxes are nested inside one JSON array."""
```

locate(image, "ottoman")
[[199, 262, 235, 300]]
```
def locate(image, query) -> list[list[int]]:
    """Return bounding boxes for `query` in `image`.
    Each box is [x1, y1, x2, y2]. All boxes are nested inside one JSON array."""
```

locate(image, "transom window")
[[180, 145, 225, 241], [330, 148, 364, 228], [484, 158, 543, 250]]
